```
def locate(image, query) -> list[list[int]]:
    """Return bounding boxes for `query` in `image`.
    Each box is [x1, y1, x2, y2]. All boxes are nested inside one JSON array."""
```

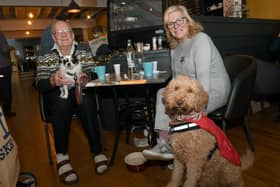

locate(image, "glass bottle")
[[126, 39, 135, 77], [157, 35, 164, 50], [134, 42, 144, 74]]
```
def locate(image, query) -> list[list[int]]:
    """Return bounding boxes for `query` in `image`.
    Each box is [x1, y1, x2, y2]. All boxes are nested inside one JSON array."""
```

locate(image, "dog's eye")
[[187, 88, 193, 93], [174, 86, 179, 91]]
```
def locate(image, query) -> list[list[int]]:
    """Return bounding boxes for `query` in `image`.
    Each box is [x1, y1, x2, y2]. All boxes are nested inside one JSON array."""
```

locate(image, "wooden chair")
[[38, 92, 79, 165], [39, 90, 108, 165], [38, 93, 54, 165], [209, 55, 257, 152]]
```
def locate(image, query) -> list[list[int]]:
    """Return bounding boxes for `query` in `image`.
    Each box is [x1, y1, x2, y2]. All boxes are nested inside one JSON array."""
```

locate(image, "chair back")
[[223, 55, 257, 120], [39, 92, 79, 122], [39, 92, 49, 122]]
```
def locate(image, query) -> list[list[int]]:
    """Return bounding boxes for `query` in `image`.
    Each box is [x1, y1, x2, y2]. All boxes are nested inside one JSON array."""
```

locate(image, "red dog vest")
[[183, 116, 241, 166]]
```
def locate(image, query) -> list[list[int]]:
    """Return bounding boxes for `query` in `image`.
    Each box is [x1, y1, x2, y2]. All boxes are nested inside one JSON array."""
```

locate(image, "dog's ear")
[[58, 56, 63, 64], [72, 56, 78, 64], [188, 78, 208, 112], [162, 86, 167, 104], [195, 81, 209, 112], [162, 86, 174, 118]]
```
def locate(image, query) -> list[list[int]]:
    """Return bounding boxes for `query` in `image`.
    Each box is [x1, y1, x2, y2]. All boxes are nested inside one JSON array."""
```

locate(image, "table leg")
[[145, 85, 157, 146], [108, 87, 122, 167]]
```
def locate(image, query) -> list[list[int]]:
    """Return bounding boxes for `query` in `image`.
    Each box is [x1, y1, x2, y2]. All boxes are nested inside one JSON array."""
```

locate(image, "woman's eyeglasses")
[[167, 17, 186, 29]]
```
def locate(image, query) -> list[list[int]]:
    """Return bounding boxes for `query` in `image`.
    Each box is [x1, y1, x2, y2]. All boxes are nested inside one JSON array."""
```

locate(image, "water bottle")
[[126, 39, 135, 77], [134, 42, 144, 74]]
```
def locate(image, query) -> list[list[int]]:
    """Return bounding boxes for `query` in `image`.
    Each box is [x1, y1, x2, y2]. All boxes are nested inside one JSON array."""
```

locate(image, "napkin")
[[119, 79, 147, 85]]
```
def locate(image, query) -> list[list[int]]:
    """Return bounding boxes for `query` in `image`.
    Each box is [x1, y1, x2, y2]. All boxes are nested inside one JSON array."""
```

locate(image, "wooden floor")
[[7, 71, 280, 187]]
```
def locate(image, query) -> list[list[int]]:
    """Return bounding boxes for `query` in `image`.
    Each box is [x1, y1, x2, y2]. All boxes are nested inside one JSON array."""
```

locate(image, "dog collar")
[[66, 72, 75, 76], [169, 122, 200, 134]]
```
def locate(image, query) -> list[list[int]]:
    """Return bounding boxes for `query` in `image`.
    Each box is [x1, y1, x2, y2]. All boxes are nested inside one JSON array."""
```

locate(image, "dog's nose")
[[176, 99, 184, 106]]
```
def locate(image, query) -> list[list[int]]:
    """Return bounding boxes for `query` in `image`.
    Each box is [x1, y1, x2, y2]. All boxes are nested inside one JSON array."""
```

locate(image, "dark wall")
[[108, 26, 165, 50], [195, 16, 280, 60]]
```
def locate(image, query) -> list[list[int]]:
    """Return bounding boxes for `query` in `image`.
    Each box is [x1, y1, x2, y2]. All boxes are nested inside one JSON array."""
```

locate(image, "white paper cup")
[[152, 61, 158, 73], [113, 64, 120, 75]]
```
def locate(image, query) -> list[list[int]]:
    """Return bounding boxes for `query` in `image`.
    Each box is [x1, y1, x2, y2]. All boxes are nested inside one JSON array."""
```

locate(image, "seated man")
[[36, 20, 109, 185]]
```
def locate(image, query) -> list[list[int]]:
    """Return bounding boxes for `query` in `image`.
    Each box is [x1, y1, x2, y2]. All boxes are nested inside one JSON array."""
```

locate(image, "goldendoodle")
[[162, 75, 254, 187]]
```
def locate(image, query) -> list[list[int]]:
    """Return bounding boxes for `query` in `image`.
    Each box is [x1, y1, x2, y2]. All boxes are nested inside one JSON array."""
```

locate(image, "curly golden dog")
[[162, 75, 254, 187]]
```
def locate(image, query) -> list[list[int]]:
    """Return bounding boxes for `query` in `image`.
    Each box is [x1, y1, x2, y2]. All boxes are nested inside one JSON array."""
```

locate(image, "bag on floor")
[[0, 106, 20, 187]]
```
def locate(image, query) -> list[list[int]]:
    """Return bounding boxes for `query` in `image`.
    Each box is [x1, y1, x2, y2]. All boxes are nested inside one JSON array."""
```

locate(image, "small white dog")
[[59, 55, 81, 99]]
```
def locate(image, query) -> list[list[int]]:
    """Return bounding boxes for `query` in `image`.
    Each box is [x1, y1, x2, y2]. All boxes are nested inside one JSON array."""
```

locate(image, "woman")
[[143, 5, 231, 160]]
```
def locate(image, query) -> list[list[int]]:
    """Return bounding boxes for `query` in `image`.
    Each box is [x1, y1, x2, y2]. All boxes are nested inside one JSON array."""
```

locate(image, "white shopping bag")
[[0, 106, 20, 187]]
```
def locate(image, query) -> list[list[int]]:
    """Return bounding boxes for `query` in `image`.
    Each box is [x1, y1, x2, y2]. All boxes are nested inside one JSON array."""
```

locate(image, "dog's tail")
[[240, 149, 254, 171]]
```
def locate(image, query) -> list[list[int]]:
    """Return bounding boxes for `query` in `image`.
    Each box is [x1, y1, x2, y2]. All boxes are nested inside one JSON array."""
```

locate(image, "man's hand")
[[50, 70, 72, 87]]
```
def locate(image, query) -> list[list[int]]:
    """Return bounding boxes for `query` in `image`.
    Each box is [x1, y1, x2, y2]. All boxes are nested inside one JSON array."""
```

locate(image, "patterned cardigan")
[[36, 42, 96, 93]]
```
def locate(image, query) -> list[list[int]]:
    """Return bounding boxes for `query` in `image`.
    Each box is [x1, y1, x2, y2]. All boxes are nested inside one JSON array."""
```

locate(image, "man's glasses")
[[167, 17, 186, 29], [54, 29, 72, 36]]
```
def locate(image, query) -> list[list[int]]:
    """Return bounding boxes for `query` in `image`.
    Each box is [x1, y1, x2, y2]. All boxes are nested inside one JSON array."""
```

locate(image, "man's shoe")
[[142, 141, 174, 161]]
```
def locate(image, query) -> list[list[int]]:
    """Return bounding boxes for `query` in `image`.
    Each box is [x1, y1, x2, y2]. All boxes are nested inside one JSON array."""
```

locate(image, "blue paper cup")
[[93, 66, 106, 81], [143, 62, 153, 77]]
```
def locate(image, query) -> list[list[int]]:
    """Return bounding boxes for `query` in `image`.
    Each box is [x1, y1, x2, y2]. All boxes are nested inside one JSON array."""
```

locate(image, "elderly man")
[[36, 20, 109, 185]]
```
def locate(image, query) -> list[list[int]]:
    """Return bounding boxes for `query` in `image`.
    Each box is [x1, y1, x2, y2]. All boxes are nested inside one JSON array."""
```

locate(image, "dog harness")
[[66, 72, 76, 76], [170, 116, 241, 166], [169, 121, 218, 161], [169, 122, 200, 133]]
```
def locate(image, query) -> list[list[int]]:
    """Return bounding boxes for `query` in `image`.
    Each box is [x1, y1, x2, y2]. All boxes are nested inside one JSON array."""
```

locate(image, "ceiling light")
[[28, 13, 34, 19], [27, 20, 32, 25], [67, 0, 81, 13]]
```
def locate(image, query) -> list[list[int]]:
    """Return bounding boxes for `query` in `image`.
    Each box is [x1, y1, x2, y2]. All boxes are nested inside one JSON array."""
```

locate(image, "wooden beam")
[[3, 30, 42, 39], [0, 0, 106, 8], [0, 19, 96, 31], [15, 7, 26, 19], [38, 7, 53, 19], [2, 7, 12, 18]]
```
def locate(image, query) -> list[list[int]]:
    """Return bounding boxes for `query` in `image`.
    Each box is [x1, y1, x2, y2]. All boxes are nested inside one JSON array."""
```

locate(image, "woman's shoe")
[[142, 141, 174, 161]]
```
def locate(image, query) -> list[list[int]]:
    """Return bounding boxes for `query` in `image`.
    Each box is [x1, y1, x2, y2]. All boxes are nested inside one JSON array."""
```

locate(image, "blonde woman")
[[143, 5, 231, 160]]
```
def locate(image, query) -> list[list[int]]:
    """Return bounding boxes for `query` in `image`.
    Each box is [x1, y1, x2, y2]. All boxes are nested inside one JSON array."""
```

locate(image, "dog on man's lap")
[[162, 75, 254, 187], [58, 55, 81, 99]]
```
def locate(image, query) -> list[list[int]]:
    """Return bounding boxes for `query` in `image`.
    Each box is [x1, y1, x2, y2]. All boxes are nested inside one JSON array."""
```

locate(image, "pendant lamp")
[[67, 0, 80, 13]]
